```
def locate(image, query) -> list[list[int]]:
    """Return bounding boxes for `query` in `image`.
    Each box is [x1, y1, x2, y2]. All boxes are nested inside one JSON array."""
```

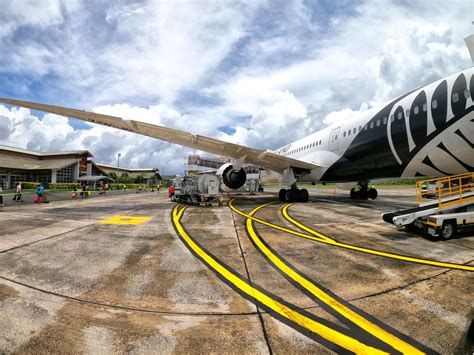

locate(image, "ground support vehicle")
[[171, 174, 223, 206], [424, 209, 474, 239], [383, 173, 474, 240]]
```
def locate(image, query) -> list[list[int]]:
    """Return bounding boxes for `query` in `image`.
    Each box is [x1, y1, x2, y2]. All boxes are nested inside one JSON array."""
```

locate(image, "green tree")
[[134, 174, 146, 184], [108, 172, 118, 182], [118, 173, 135, 184]]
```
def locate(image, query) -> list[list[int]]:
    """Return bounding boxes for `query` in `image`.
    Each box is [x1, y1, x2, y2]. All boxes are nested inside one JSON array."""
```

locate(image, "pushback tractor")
[[383, 173, 474, 240]]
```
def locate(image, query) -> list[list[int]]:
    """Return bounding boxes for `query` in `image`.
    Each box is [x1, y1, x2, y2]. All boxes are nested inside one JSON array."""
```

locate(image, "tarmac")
[[0, 188, 473, 354]]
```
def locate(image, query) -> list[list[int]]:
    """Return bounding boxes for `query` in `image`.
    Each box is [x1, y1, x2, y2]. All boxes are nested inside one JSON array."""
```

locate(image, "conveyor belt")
[[382, 202, 439, 224], [383, 191, 474, 227]]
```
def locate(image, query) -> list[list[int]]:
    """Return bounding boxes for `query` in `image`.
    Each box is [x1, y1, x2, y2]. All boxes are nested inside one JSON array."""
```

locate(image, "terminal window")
[[57, 164, 75, 183]]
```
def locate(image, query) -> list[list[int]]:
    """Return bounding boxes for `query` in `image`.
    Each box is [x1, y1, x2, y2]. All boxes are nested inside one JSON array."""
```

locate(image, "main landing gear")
[[350, 182, 378, 200], [279, 187, 309, 203]]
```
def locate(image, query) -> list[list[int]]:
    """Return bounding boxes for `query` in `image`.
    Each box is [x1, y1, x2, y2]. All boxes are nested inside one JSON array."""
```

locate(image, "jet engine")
[[216, 163, 246, 190]]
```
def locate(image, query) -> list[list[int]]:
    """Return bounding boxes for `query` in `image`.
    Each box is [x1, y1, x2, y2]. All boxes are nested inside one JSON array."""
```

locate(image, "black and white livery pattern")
[[278, 67, 474, 183]]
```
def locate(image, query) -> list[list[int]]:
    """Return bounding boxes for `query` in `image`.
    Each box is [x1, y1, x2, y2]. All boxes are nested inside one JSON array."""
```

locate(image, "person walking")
[[35, 184, 45, 203], [13, 183, 23, 202]]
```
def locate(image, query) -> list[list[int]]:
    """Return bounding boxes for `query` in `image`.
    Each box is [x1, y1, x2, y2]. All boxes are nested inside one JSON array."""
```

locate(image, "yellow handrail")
[[416, 172, 474, 207]]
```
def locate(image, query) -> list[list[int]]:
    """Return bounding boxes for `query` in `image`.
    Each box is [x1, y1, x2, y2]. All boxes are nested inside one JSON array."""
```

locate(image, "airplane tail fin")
[[464, 34, 474, 63]]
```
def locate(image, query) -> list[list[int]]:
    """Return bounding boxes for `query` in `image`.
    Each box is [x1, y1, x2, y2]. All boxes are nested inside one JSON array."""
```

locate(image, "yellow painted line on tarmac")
[[281, 203, 334, 242], [172, 204, 387, 354], [228, 200, 474, 272], [99, 215, 152, 225], [281, 204, 474, 272], [246, 203, 425, 355]]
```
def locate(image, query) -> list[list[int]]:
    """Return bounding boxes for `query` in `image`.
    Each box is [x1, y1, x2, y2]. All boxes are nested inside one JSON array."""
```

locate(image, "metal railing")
[[416, 172, 474, 208]]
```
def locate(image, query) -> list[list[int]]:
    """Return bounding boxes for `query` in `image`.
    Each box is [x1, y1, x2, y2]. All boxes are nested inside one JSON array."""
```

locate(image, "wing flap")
[[0, 98, 320, 172]]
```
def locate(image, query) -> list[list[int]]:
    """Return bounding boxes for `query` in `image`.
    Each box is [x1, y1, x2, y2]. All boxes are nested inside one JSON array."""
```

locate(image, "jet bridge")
[[383, 172, 474, 229]]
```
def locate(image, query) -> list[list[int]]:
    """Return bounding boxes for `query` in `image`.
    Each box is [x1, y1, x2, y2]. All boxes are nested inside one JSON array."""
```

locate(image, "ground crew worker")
[[168, 185, 175, 200], [421, 182, 428, 198], [14, 183, 23, 202]]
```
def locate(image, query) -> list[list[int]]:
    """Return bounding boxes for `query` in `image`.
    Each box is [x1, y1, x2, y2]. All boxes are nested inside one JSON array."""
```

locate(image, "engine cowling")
[[216, 163, 246, 190]]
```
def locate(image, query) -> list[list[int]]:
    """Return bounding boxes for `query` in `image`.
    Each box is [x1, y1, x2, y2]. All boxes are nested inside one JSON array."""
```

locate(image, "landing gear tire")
[[280, 188, 309, 203], [368, 188, 378, 200], [300, 189, 309, 203], [440, 220, 456, 240], [279, 189, 287, 202], [350, 188, 356, 199], [285, 189, 296, 203]]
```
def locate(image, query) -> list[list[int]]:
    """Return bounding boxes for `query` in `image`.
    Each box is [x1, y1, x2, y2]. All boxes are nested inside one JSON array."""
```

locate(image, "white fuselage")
[[265, 67, 474, 183]]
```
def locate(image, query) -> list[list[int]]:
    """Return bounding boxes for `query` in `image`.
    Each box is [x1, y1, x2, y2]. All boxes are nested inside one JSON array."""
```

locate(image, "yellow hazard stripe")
[[246, 203, 424, 355], [228, 200, 473, 272], [172, 204, 387, 354]]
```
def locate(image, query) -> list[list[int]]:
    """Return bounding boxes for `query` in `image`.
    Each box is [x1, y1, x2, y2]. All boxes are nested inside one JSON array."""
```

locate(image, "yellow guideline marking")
[[172, 205, 386, 354], [281, 203, 334, 242], [100, 215, 152, 225], [228, 200, 474, 272], [247, 203, 424, 355]]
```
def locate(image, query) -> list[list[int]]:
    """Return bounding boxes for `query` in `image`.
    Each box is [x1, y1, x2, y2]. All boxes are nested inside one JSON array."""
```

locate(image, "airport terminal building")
[[0, 144, 158, 189]]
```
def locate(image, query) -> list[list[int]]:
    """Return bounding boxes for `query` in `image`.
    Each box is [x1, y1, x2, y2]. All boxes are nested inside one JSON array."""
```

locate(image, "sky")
[[0, 0, 472, 174]]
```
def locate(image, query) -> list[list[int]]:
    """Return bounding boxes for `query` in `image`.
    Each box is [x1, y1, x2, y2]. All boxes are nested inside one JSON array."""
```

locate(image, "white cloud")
[[0, 0, 472, 173], [0, 104, 197, 174], [0, 0, 64, 38], [203, 0, 471, 147]]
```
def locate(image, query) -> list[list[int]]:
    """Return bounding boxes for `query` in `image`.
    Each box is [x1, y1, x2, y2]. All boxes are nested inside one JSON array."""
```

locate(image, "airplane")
[[1, 37, 473, 203]]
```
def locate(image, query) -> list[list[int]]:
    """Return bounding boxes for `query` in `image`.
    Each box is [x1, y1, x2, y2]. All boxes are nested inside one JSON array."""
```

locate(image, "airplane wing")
[[0, 98, 320, 173]]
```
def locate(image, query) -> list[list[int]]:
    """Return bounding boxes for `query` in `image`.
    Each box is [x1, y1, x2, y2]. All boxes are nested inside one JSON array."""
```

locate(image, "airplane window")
[[390, 115, 394, 122], [432, 100, 438, 109], [464, 89, 470, 99], [376, 119, 380, 127], [397, 112, 402, 120], [334, 135, 337, 140], [452, 93, 459, 103], [353, 128, 356, 134], [422, 103, 427, 112], [414, 106, 419, 115], [343, 131, 346, 137], [364, 124, 368, 130], [370, 122, 374, 129], [359, 126, 362, 131], [319, 140, 322, 144], [348, 130, 351, 136], [383, 117, 387, 124], [405, 109, 410, 117]]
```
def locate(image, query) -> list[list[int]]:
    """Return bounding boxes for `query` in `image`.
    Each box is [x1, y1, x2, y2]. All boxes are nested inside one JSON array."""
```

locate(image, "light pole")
[[117, 153, 121, 180]]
